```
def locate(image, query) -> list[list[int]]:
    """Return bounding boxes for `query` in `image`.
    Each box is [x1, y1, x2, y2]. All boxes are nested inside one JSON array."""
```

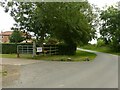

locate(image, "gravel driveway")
[[2, 48, 118, 88]]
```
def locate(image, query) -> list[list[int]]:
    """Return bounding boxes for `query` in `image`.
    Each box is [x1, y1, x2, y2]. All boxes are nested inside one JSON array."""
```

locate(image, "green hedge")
[[2, 43, 17, 54], [2, 43, 76, 55], [42, 44, 76, 55], [58, 44, 76, 55], [2, 43, 32, 54]]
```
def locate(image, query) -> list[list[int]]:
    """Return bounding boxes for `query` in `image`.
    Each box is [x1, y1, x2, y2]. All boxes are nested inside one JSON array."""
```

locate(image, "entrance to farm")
[[17, 45, 33, 58], [17, 45, 59, 57]]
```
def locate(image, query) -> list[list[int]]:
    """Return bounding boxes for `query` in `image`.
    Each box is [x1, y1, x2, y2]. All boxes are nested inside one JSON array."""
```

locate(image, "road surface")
[[2, 48, 118, 88]]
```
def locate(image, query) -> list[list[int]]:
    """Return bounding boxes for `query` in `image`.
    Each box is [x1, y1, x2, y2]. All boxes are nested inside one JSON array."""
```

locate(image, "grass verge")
[[0, 50, 97, 62], [81, 45, 120, 55]]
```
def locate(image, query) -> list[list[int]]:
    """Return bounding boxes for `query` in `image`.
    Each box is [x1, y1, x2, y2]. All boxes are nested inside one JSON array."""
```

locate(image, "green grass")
[[0, 71, 7, 76], [81, 45, 120, 55], [1, 50, 97, 62], [0, 54, 17, 58]]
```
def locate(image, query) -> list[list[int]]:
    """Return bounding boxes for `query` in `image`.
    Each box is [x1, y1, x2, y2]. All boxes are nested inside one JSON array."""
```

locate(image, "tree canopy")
[[9, 30, 24, 43], [1, 1, 96, 46], [100, 5, 120, 51]]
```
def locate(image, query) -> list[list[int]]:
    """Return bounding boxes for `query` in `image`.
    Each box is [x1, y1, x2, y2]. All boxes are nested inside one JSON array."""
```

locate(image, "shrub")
[[2, 43, 17, 54], [110, 40, 120, 52], [58, 44, 76, 55], [2, 43, 76, 55], [2, 43, 32, 54], [97, 39, 105, 47]]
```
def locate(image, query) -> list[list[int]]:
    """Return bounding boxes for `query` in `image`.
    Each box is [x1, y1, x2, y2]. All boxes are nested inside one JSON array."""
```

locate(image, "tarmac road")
[[2, 48, 118, 88]]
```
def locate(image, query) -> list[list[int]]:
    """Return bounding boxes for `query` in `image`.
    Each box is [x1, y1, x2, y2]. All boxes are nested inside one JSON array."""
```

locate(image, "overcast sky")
[[0, 0, 119, 43]]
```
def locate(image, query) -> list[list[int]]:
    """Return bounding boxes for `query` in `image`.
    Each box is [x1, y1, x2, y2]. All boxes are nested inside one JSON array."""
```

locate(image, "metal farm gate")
[[17, 45, 33, 54], [17, 44, 58, 57]]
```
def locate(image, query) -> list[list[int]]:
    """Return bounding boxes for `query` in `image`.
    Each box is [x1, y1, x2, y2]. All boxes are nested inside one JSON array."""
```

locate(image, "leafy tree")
[[9, 30, 24, 43], [1, 1, 96, 46], [39, 2, 96, 45], [100, 5, 120, 51], [22, 31, 32, 43]]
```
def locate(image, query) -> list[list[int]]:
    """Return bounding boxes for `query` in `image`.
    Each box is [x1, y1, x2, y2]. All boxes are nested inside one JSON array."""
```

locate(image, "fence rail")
[[42, 45, 59, 55]]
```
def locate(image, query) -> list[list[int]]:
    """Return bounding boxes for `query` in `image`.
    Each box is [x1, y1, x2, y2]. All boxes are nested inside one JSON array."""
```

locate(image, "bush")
[[58, 44, 76, 55], [2, 43, 17, 54], [110, 40, 120, 52], [2, 43, 76, 55], [2, 43, 32, 54], [97, 39, 105, 47]]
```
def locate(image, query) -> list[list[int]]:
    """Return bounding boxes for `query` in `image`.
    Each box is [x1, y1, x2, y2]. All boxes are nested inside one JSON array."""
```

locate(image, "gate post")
[[32, 40, 36, 57], [17, 45, 20, 58]]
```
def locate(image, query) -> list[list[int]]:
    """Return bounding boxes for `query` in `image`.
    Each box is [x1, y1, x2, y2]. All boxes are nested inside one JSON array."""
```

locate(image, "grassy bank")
[[81, 45, 120, 55], [1, 50, 97, 62]]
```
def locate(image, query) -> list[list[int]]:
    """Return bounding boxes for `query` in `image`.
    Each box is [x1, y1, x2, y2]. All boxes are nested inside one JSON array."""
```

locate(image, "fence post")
[[50, 46, 51, 55]]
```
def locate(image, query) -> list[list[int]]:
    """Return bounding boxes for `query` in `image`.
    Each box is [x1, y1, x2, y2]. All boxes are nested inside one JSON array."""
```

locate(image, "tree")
[[100, 5, 120, 51], [9, 30, 24, 43], [1, 1, 96, 46], [36, 2, 92, 45]]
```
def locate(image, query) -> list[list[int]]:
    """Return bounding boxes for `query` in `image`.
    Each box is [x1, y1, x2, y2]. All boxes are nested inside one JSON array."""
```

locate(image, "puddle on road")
[[2, 65, 21, 87]]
